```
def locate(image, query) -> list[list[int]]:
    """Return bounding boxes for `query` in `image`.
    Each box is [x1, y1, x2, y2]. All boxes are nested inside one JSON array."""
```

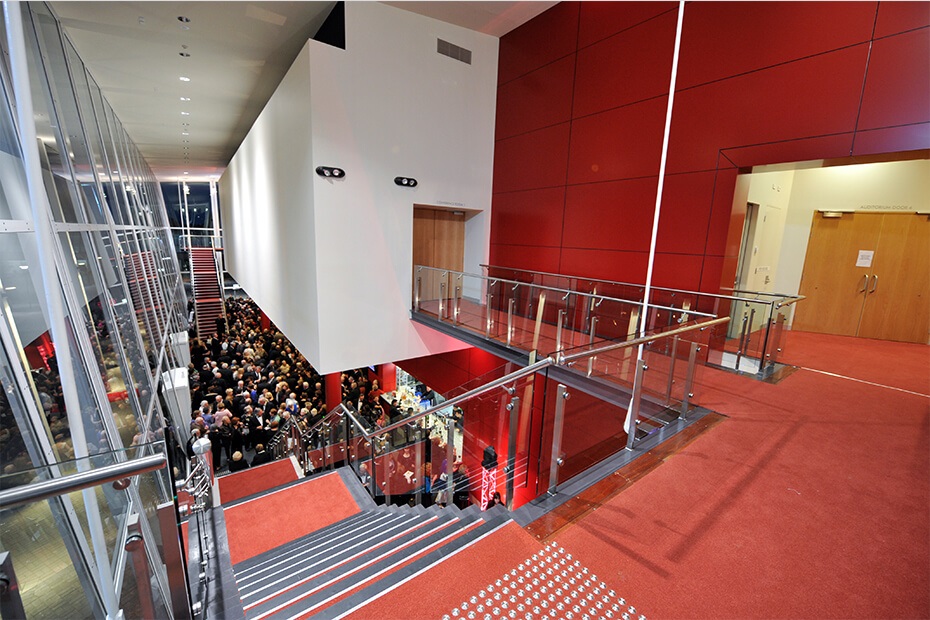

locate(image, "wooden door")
[[793, 212, 882, 336], [858, 214, 930, 343], [413, 207, 465, 304]]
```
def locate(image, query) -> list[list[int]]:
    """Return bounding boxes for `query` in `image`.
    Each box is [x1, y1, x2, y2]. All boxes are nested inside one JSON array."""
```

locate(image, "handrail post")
[[505, 395, 520, 510], [415, 274, 421, 311], [445, 417, 455, 507], [547, 385, 569, 496], [586, 316, 599, 377], [555, 309, 565, 353], [665, 335, 680, 405], [735, 310, 749, 371], [453, 285, 461, 325], [506, 298, 515, 346], [485, 293, 494, 337], [680, 341, 700, 420], [624, 359, 647, 450], [438, 280, 446, 321], [758, 302, 775, 372]]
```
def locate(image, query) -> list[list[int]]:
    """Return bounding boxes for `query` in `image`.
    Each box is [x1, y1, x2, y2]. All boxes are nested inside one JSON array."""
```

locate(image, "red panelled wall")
[[490, 1, 930, 291]]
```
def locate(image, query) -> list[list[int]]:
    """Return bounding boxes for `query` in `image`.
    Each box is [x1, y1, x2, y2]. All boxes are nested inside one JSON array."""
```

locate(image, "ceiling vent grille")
[[437, 38, 472, 65]]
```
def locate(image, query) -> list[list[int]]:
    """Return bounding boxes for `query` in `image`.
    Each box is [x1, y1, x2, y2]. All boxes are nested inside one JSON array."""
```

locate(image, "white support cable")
[[626, 0, 686, 436], [2, 3, 121, 617]]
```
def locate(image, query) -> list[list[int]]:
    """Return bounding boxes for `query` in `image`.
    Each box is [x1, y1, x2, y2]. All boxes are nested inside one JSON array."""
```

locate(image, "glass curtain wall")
[[1, 3, 188, 618]]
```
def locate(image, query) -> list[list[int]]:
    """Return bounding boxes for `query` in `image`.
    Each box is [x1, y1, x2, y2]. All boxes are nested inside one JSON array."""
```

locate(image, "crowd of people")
[[185, 297, 328, 472]]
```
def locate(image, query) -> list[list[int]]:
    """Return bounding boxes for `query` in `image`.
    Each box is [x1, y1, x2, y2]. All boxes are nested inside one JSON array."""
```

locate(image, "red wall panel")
[[652, 252, 704, 290], [493, 123, 571, 193], [721, 134, 855, 169], [567, 96, 667, 183], [493, 2, 930, 296], [853, 123, 930, 156], [668, 44, 869, 173], [655, 172, 716, 255], [490, 187, 566, 248], [677, 2, 876, 90], [874, 1, 930, 38], [562, 177, 658, 252], [497, 2, 579, 85], [558, 248, 649, 283], [489, 243, 561, 273], [857, 29, 930, 130], [496, 55, 576, 140], [573, 12, 676, 118], [578, 2, 676, 49]]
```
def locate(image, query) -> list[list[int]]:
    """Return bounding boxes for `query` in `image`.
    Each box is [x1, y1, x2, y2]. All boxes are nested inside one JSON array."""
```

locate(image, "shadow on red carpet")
[[218, 458, 299, 504]]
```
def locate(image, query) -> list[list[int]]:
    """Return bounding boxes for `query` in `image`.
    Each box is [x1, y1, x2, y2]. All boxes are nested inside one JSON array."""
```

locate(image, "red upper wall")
[[490, 1, 930, 292]]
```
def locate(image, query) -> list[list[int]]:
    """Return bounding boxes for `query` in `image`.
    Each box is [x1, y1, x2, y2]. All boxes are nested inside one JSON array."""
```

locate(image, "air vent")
[[437, 38, 472, 65]]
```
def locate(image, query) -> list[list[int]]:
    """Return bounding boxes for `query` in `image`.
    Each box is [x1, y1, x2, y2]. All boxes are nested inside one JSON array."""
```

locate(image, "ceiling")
[[49, 1, 557, 183]]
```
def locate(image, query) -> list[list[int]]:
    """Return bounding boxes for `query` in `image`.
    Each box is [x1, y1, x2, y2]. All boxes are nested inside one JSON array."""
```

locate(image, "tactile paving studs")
[[447, 543, 647, 620]]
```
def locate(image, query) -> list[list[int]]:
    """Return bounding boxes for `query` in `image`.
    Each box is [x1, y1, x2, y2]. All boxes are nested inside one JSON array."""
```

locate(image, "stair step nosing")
[[238, 513, 435, 594], [235, 512, 409, 578], [320, 516, 512, 620], [243, 515, 464, 620], [290, 516, 486, 620]]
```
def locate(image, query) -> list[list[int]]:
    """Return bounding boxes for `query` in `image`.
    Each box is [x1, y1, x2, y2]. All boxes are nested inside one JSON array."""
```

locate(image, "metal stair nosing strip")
[[318, 514, 513, 620], [238, 512, 430, 603], [272, 514, 486, 620], [244, 513, 473, 620], [235, 511, 400, 585]]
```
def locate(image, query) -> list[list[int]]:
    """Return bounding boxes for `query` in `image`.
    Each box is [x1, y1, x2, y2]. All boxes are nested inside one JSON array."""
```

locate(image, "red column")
[[325, 372, 343, 413], [260, 310, 271, 331], [380, 363, 397, 391]]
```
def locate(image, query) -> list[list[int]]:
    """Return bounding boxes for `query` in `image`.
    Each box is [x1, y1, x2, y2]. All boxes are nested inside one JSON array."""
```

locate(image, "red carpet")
[[224, 471, 359, 565], [549, 333, 930, 618], [345, 521, 541, 619], [218, 458, 299, 504], [781, 330, 930, 395]]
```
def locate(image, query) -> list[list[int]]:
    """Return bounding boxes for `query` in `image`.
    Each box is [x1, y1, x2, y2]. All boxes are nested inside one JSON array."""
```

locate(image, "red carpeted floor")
[[548, 331, 930, 618], [344, 521, 542, 619], [218, 458, 300, 504], [224, 471, 360, 565]]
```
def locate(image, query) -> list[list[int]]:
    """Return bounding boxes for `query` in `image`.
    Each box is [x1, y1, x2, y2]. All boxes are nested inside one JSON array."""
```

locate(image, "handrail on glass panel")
[[557, 316, 730, 364], [481, 264, 802, 307], [0, 453, 167, 510], [415, 265, 715, 319]]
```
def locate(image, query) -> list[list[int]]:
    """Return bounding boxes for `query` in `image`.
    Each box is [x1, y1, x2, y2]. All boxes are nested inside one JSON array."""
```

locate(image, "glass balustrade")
[[480, 264, 802, 377]]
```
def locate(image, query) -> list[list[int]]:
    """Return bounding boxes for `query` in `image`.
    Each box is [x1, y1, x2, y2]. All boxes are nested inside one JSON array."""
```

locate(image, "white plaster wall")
[[219, 46, 321, 364], [744, 170, 795, 293], [220, 4, 498, 374]]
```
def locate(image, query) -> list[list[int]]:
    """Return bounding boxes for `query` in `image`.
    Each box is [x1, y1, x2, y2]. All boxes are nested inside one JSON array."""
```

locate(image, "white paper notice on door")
[[856, 250, 874, 268]]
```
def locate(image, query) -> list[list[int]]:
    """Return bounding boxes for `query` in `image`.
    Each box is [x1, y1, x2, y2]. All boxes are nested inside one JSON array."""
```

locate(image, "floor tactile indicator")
[[444, 542, 646, 620]]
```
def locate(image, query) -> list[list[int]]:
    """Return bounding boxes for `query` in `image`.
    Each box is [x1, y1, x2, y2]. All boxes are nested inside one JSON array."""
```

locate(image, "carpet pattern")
[[445, 541, 645, 620]]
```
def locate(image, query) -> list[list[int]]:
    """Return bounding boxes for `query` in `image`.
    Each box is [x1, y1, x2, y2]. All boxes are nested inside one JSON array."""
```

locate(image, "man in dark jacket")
[[251, 444, 272, 467]]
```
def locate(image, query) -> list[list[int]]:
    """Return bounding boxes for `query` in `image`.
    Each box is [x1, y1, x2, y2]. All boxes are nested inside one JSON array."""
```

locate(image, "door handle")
[[857, 274, 868, 293], [869, 274, 878, 294]]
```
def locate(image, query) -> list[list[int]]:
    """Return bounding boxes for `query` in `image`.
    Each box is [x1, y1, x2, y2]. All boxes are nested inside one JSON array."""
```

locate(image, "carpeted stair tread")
[[316, 513, 512, 619], [233, 511, 375, 574], [242, 512, 467, 620], [237, 512, 425, 599]]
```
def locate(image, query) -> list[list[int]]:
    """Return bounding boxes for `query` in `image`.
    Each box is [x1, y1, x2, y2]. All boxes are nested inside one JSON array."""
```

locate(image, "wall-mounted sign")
[[856, 250, 874, 268]]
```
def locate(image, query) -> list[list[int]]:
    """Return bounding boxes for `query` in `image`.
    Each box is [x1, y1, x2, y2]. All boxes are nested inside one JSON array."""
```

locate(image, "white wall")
[[743, 170, 795, 293], [220, 3, 499, 374]]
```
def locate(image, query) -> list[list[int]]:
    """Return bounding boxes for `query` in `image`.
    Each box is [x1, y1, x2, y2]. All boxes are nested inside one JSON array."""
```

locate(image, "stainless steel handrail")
[[417, 265, 715, 318], [558, 316, 730, 364], [481, 263, 801, 306], [0, 454, 167, 510]]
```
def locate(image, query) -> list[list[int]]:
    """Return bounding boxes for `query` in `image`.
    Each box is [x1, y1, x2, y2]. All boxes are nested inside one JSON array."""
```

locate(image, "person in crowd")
[[251, 443, 272, 467], [229, 451, 249, 472]]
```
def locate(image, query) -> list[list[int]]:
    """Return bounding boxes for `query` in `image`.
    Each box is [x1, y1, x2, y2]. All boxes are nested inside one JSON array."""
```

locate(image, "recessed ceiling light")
[[180, 97, 190, 101], [177, 16, 190, 23], [179, 52, 190, 58], [179, 76, 190, 82], [19, 265, 28, 270], [5, 286, 16, 291], [181, 111, 190, 116], [184, 171, 189, 175], [182, 132, 189, 135]]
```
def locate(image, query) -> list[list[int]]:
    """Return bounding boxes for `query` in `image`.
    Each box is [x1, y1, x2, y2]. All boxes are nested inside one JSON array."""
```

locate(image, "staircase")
[[234, 503, 512, 619], [123, 251, 162, 332], [190, 247, 225, 338]]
